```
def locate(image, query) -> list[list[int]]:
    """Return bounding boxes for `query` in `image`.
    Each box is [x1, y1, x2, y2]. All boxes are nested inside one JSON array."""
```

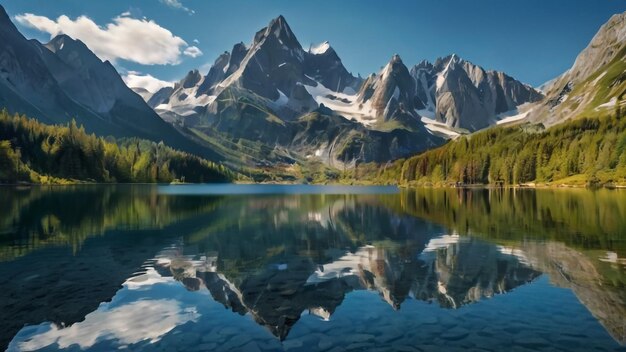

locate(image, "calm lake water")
[[0, 185, 625, 352]]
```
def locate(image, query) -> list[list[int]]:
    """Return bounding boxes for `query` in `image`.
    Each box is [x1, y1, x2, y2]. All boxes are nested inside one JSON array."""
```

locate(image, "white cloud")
[[14, 13, 195, 65], [193, 38, 200, 44], [123, 72, 174, 93], [159, 0, 195, 15], [183, 46, 203, 58]]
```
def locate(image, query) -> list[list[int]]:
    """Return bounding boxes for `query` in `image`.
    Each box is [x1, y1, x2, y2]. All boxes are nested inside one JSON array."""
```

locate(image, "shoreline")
[[1, 181, 626, 190]]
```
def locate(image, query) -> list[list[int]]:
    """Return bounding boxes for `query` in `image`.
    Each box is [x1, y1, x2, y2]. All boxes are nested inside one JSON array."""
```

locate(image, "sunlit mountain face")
[[1, 186, 625, 351]]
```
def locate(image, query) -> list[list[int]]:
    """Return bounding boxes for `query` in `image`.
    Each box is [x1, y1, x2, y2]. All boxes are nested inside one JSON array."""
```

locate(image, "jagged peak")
[[379, 54, 409, 79], [249, 14, 303, 54], [262, 15, 295, 41], [413, 59, 433, 71], [390, 54, 403, 64], [0, 5, 13, 29], [435, 53, 462, 66], [45, 34, 83, 53], [180, 69, 202, 88], [43, 34, 106, 68]]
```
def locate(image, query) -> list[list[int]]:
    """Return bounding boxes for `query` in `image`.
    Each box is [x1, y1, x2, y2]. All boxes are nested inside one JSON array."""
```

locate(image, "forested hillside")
[[0, 111, 234, 184], [365, 103, 626, 187]]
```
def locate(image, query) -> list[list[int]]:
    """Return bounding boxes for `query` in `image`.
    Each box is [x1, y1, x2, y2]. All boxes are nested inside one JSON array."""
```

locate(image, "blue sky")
[[3, 0, 625, 90]]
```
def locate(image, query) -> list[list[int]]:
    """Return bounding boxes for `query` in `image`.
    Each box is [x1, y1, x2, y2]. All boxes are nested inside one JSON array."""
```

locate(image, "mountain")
[[0, 4, 545, 175], [151, 223, 539, 340], [526, 12, 626, 126], [0, 7, 103, 129], [355, 54, 420, 126], [410, 54, 543, 131], [385, 11, 626, 188], [0, 5, 212, 158], [143, 16, 444, 168], [144, 15, 541, 172]]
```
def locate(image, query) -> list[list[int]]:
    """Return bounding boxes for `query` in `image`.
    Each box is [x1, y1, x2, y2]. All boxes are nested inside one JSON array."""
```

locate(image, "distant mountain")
[[0, 5, 213, 158], [389, 11, 626, 188], [410, 54, 543, 131], [140, 16, 445, 167], [140, 16, 539, 169], [526, 12, 626, 126], [0, 4, 545, 173]]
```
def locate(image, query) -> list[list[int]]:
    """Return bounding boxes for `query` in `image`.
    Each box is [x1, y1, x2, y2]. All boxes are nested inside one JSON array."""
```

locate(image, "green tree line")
[[0, 110, 234, 184], [371, 108, 626, 186]]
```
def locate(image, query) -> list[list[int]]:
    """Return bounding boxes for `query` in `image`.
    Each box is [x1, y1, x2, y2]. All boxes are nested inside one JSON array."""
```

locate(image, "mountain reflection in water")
[[0, 185, 624, 351], [149, 234, 541, 340]]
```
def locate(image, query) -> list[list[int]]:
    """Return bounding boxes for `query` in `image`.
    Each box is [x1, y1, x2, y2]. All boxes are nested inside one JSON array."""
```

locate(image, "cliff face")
[[529, 12, 626, 126]]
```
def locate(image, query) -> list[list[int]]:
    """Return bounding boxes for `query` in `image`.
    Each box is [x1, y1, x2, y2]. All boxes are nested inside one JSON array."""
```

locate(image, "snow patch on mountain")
[[305, 245, 378, 284], [496, 109, 531, 125], [302, 78, 377, 126], [309, 41, 330, 55], [155, 75, 216, 116], [421, 116, 460, 138], [436, 55, 456, 91]]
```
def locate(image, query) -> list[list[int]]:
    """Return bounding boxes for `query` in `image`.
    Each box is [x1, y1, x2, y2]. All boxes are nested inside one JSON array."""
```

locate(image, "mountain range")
[[137, 15, 543, 168], [0, 4, 624, 179]]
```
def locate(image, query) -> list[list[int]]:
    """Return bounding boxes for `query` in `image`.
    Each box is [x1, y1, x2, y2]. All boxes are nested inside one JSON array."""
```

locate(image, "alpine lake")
[[0, 185, 624, 352]]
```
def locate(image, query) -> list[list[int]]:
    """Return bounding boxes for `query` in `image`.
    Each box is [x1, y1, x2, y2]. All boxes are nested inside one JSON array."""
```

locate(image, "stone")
[[327, 347, 346, 352], [240, 341, 262, 352], [345, 334, 375, 343], [318, 338, 335, 350], [191, 343, 217, 351], [391, 345, 423, 352], [282, 339, 304, 350], [440, 327, 470, 341], [376, 327, 404, 343], [219, 326, 240, 336], [512, 337, 551, 349], [346, 342, 371, 350], [221, 334, 253, 350], [201, 332, 221, 343]]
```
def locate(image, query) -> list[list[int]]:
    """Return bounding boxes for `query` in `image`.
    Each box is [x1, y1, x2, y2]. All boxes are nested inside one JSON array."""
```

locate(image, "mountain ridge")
[[0, 5, 217, 160], [135, 15, 541, 170]]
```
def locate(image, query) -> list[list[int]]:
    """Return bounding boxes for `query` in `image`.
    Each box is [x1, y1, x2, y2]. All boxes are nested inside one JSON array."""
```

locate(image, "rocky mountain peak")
[[413, 60, 433, 71], [356, 53, 418, 122], [433, 54, 462, 71], [380, 54, 411, 81], [180, 69, 202, 88], [43, 34, 106, 71], [44, 34, 75, 52], [0, 5, 15, 32], [254, 15, 302, 51], [196, 51, 230, 96], [546, 11, 626, 94]]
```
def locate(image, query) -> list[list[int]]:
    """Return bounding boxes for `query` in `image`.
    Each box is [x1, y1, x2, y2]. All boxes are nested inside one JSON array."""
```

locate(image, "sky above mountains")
[[3, 0, 624, 90]]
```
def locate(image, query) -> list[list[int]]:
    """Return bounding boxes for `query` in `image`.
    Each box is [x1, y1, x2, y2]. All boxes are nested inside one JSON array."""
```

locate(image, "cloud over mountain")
[[123, 72, 174, 93], [183, 45, 203, 58], [14, 12, 193, 65]]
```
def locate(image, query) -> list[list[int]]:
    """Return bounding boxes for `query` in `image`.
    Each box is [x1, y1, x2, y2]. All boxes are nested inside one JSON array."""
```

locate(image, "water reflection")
[[0, 186, 624, 351], [148, 234, 541, 340]]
